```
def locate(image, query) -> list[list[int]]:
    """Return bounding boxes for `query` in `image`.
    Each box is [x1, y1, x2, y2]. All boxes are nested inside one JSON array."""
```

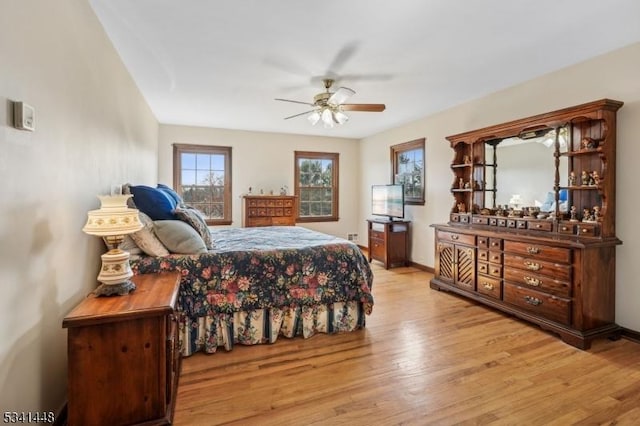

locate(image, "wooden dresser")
[[242, 195, 297, 227], [63, 272, 181, 426], [431, 99, 623, 349]]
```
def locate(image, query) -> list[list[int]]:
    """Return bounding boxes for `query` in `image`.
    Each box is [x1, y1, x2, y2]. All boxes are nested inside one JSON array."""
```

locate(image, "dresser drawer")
[[503, 253, 571, 281], [577, 223, 599, 237], [247, 217, 271, 227], [477, 275, 502, 299], [437, 231, 475, 246], [272, 216, 294, 225], [504, 283, 571, 325], [370, 230, 386, 241], [558, 222, 575, 235], [527, 220, 554, 232], [503, 240, 571, 264], [478, 249, 489, 262], [488, 251, 503, 264], [504, 267, 571, 298], [370, 238, 385, 260], [477, 236, 489, 248], [472, 216, 489, 225]]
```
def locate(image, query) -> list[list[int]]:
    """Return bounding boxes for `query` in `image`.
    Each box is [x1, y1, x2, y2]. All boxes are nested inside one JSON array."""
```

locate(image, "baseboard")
[[621, 327, 640, 344], [408, 261, 434, 273]]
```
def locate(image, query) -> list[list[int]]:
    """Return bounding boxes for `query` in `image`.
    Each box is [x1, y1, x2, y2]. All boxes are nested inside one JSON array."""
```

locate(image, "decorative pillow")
[[129, 185, 177, 220], [174, 207, 214, 250], [157, 184, 186, 208], [129, 212, 170, 257], [153, 220, 208, 254]]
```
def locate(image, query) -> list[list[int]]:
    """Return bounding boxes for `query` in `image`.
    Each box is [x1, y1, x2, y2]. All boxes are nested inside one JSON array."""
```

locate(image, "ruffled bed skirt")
[[180, 301, 367, 356]]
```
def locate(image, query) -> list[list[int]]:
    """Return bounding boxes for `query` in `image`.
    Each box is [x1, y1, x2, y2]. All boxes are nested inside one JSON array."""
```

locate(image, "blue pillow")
[[157, 184, 184, 207], [129, 185, 177, 220]]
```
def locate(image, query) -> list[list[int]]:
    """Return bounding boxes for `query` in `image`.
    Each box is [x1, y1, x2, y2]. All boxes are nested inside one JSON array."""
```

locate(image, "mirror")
[[481, 127, 569, 213]]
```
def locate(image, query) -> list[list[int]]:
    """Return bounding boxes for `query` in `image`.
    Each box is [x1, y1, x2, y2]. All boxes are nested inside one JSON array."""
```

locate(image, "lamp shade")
[[83, 194, 143, 237]]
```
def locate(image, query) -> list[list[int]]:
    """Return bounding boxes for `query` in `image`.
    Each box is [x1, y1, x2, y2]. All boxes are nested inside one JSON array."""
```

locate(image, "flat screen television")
[[371, 184, 404, 220]]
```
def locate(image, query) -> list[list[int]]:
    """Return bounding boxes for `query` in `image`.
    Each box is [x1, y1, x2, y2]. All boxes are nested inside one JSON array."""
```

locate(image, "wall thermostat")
[[13, 101, 35, 131]]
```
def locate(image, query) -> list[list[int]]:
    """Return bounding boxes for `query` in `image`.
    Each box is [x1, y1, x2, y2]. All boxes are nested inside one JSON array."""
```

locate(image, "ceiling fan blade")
[[328, 87, 355, 105], [341, 104, 386, 112], [275, 98, 315, 107], [284, 110, 315, 120]]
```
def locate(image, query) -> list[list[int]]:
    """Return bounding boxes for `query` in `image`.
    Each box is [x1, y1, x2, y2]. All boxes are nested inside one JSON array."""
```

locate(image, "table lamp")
[[82, 194, 143, 296]]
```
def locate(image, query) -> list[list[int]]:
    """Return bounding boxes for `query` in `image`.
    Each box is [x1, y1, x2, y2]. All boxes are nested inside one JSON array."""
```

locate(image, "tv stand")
[[367, 218, 410, 269]]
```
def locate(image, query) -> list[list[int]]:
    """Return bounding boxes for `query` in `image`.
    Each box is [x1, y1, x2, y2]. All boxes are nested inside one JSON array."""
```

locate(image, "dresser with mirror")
[[431, 99, 623, 349]]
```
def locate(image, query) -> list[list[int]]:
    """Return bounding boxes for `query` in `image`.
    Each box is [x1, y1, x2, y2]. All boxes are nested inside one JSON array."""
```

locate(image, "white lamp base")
[[94, 248, 136, 296]]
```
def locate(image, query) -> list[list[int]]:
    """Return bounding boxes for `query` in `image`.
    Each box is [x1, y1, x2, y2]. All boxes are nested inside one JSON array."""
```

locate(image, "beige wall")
[[158, 125, 362, 239], [360, 42, 640, 331], [0, 0, 158, 414]]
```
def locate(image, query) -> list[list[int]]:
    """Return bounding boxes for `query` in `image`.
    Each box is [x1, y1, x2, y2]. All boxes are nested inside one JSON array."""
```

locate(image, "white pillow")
[[153, 220, 208, 254], [129, 212, 170, 257]]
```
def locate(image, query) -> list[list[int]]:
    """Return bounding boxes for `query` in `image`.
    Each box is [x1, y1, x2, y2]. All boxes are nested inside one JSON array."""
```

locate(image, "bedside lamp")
[[83, 194, 143, 296]]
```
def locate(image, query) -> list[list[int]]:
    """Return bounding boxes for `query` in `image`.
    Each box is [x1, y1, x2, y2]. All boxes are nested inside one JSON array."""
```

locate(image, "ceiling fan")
[[275, 79, 386, 128]]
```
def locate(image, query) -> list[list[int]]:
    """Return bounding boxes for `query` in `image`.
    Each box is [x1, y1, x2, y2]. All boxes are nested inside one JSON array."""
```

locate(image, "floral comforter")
[[130, 226, 374, 355]]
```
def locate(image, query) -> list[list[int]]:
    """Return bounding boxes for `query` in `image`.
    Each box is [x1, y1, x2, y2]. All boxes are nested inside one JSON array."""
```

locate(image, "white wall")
[[159, 125, 362, 240], [360, 42, 640, 331], [0, 0, 158, 414]]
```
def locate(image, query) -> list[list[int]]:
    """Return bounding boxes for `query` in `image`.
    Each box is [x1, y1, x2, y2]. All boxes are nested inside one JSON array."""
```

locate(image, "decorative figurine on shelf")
[[569, 205, 578, 222], [464, 181, 470, 189], [280, 185, 288, 195], [569, 171, 577, 186], [593, 205, 601, 221], [459, 178, 464, 189], [581, 170, 590, 186], [590, 171, 600, 186], [457, 202, 466, 213], [248, 186, 253, 194], [582, 137, 598, 150], [474, 180, 482, 190], [463, 155, 472, 165], [582, 208, 593, 222]]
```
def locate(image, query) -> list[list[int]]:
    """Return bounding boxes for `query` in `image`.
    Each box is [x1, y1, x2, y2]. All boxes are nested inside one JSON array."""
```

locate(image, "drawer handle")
[[492, 268, 499, 274], [491, 242, 499, 247], [581, 228, 589, 233], [562, 226, 569, 231], [535, 224, 542, 229], [527, 246, 540, 254], [482, 282, 494, 290], [524, 276, 541, 287], [524, 261, 542, 271], [524, 295, 543, 306], [451, 234, 459, 240]]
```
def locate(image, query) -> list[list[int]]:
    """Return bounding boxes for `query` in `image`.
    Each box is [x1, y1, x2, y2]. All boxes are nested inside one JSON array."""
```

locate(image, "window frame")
[[390, 138, 426, 206], [294, 151, 340, 223], [173, 143, 233, 226]]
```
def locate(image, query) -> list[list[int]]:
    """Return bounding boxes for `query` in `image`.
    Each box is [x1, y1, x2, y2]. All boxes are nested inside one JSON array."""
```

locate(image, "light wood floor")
[[174, 264, 640, 425]]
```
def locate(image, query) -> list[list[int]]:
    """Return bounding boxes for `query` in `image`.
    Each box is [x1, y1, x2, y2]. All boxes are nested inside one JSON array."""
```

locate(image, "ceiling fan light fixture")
[[321, 108, 334, 128], [334, 110, 349, 125], [307, 111, 321, 125]]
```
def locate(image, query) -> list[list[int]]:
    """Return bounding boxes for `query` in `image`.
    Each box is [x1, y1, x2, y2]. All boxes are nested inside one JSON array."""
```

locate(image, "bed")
[[130, 226, 374, 356]]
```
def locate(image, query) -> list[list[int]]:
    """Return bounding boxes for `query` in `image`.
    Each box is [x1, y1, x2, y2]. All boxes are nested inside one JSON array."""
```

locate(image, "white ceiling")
[[89, 0, 640, 139]]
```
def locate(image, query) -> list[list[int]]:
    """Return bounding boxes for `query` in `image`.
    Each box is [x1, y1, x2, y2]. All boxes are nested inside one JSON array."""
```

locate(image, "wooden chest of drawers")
[[242, 195, 297, 227]]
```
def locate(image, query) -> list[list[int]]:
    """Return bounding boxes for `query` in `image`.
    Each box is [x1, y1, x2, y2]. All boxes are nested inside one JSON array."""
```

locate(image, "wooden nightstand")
[[63, 272, 181, 426], [367, 218, 410, 269]]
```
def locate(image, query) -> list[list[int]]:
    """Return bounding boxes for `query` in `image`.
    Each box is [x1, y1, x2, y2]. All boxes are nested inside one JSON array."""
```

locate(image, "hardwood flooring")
[[174, 264, 640, 425]]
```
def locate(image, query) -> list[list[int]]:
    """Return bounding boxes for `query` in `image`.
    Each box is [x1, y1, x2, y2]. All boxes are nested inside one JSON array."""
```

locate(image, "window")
[[391, 138, 425, 205], [173, 144, 232, 225], [294, 151, 339, 222]]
